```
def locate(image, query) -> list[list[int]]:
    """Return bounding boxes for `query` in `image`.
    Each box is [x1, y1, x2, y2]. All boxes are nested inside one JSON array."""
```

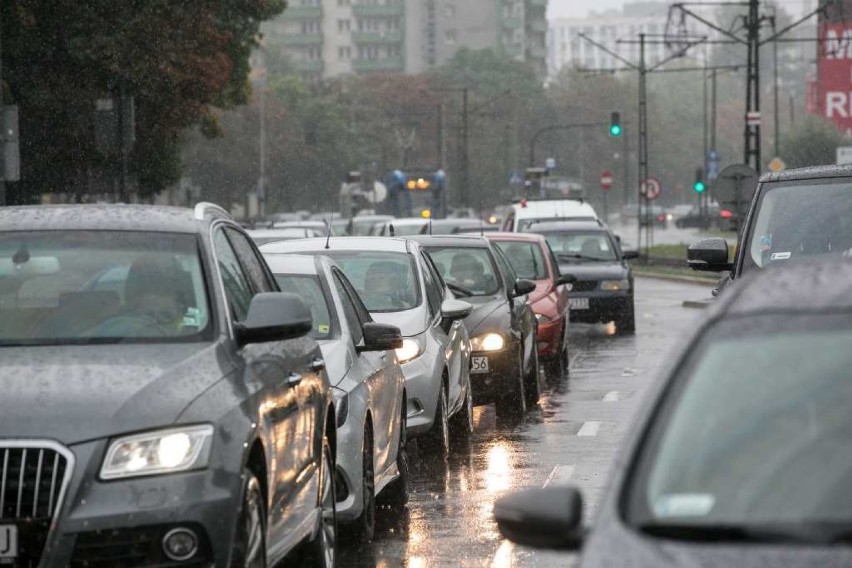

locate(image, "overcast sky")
[[548, 0, 815, 21]]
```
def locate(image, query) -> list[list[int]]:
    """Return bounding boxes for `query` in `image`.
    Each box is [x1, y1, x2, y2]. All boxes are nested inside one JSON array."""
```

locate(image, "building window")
[[338, 19, 350, 32], [337, 0, 350, 5], [444, 4, 455, 18], [338, 46, 351, 59], [445, 30, 456, 45], [301, 20, 321, 34]]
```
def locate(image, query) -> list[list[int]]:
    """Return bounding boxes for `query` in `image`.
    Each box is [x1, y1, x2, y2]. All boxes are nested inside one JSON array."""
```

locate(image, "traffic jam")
[[3, 0, 852, 567]]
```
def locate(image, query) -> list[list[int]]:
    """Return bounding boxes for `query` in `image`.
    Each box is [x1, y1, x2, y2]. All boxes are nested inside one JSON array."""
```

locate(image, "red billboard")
[[816, 1, 852, 133]]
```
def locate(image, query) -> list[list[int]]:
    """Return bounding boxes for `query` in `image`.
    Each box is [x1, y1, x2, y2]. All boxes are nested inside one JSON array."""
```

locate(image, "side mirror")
[[441, 298, 472, 321], [359, 322, 403, 351], [622, 249, 640, 260], [235, 292, 312, 346], [687, 238, 734, 272], [494, 486, 585, 550], [555, 273, 576, 286], [513, 279, 537, 297]]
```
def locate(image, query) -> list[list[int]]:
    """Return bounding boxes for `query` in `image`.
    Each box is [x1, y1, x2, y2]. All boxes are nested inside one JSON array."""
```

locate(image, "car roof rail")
[[193, 202, 232, 221]]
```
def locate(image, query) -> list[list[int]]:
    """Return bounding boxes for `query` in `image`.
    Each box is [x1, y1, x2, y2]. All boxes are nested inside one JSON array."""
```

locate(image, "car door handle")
[[310, 358, 326, 372], [287, 372, 303, 387]]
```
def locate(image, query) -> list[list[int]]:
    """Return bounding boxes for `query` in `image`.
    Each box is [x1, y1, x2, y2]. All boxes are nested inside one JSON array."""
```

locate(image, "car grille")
[[571, 280, 598, 292], [1, 443, 73, 567]]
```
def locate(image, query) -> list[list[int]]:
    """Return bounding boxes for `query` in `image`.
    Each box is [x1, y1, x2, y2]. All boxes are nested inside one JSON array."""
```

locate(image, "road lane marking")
[[577, 421, 601, 437], [543, 464, 575, 487], [603, 390, 619, 402]]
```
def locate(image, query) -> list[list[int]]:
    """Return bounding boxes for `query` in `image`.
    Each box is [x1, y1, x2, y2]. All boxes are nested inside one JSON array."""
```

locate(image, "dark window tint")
[[224, 228, 275, 293], [214, 230, 253, 321]]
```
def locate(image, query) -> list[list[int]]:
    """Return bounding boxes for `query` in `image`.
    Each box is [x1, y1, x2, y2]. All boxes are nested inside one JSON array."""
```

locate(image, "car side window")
[[491, 246, 518, 291], [419, 255, 443, 317], [332, 272, 364, 345], [224, 227, 276, 293], [544, 241, 561, 278], [213, 230, 253, 321]]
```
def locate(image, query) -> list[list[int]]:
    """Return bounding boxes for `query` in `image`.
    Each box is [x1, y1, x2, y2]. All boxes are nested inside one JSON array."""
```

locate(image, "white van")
[[501, 198, 599, 232]]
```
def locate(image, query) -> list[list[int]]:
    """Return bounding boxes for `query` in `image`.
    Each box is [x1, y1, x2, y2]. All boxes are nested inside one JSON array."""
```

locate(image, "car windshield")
[[626, 315, 852, 532], [540, 231, 617, 262], [273, 274, 333, 340], [320, 251, 420, 312], [0, 231, 210, 345], [491, 241, 548, 280], [745, 181, 852, 272], [424, 247, 501, 296]]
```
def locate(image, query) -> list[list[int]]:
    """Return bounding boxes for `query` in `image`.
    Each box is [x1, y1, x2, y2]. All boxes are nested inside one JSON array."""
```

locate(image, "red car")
[[487, 232, 573, 379]]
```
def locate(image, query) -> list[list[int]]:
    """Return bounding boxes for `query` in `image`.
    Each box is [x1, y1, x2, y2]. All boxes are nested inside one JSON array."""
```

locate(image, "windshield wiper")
[[638, 523, 852, 545], [446, 283, 473, 297], [557, 253, 608, 262]]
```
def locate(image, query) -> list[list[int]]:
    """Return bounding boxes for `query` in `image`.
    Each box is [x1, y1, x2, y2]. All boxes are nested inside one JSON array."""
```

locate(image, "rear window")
[[491, 241, 548, 280], [321, 251, 421, 312]]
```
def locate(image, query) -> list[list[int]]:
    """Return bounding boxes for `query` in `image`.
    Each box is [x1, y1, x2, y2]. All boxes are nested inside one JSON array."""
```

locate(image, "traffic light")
[[693, 167, 706, 193], [609, 112, 622, 137]]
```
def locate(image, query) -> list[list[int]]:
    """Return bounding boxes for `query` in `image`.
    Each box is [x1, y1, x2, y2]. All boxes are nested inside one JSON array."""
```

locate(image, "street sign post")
[[599, 170, 613, 191], [640, 176, 661, 201]]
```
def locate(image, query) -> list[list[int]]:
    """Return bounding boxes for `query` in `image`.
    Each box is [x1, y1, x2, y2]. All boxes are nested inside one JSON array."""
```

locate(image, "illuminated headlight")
[[535, 313, 551, 324], [666, 213, 674, 221], [101, 425, 214, 480], [396, 337, 425, 363], [332, 387, 349, 428], [470, 333, 505, 352], [600, 279, 630, 291]]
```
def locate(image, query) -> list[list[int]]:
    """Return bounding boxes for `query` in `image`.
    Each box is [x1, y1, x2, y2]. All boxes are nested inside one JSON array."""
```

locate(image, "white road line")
[[577, 421, 601, 437], [543, 464, 576, 487], [603, 390, 620, 402]]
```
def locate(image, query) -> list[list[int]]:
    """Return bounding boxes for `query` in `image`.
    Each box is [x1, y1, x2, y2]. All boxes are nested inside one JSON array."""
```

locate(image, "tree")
[[780, 115, 844, 168], [1, 0, 285, 203]]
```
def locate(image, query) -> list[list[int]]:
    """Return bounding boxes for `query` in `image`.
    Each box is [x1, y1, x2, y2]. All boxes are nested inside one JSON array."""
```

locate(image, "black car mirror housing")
[[513, 279, 537, 297], [494, 485, 585, 551], [622, 250, 641, 260], [687, 238, 734, 272], [359, 322, 403, 351], [556, 273, 577, 286], [235, 292, 313, 346]]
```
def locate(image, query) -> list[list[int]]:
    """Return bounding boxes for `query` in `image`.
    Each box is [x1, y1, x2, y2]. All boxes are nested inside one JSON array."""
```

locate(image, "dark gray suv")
[[0, 203, 336, 567]]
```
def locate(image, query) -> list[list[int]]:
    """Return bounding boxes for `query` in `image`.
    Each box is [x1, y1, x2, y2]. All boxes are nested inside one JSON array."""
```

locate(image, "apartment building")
[[263, 0, 548, 79]]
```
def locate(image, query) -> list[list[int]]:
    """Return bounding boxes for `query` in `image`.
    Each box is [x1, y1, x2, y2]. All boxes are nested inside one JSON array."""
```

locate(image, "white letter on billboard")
[[827, 92, 849, 118], [827, 30, 841, 59]]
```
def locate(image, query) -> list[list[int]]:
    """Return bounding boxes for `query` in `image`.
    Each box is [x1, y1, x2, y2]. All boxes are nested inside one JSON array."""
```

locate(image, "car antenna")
[[324, 213, 333, 250], [429, 217, 433, 235], [389, 223, 395, 237]]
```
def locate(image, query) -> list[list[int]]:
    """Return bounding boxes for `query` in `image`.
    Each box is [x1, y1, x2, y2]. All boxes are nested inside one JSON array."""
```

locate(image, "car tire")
[[495, 347, 526, 420], [449, 381, 474, 444], [231, 470, 267, 568], [523, 343, 541, 408], [616, 302, 636, 335], [421, 382, 449, 458], [380, 403, 409, 513], [544, 323, 568, 381], [297, 436, 337, 567], [350, 425, 376, 543]]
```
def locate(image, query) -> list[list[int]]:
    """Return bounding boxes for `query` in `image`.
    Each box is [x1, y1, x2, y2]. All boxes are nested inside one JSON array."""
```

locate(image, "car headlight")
[[396, 337, 425, 363], [535, 313, 551, 324], [600, 279, 630, 291], [332, 387, 349, 428], [470, 332, 505, 352], [101, 425, 214, 480]]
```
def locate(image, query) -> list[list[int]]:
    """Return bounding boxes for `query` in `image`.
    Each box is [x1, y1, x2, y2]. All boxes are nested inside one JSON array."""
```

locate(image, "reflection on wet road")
[[338, 277, 714, 567]]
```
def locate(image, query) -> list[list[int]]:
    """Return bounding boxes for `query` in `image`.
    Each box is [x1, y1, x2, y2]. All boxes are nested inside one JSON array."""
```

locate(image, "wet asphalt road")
[[338, 276, 715, 567]]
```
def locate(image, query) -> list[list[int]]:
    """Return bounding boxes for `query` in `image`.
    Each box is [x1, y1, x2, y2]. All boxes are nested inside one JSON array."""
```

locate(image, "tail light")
[[656, 214, 666, 222], [720, 209, 733, 219], [520, 198, 528, 208]]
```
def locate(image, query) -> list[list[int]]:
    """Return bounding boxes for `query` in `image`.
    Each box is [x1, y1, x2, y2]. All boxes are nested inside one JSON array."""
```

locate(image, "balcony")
[[353, 4, 403, 17], [352, 57, 405, 72], [281, 33, 323, 46], [296, 59, 324, 73], [283, 6, 323, 19], [351, 30, 403, 43]]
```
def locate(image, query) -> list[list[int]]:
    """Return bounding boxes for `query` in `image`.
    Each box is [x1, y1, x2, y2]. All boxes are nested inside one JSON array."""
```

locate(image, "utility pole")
[[638, 33, 650, 253], [461, 88, 469, 209], [744, 0, 761, 170]]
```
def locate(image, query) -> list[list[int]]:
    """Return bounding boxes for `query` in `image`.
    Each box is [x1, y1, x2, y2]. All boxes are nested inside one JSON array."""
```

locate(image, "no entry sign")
[[600, 170, 613, 191]]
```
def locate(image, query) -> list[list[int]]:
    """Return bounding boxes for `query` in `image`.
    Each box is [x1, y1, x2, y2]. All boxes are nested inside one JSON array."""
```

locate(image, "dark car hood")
[[557, 262, 627, 281], [461, 295, 506, 336], [0, 342, 229, 445]]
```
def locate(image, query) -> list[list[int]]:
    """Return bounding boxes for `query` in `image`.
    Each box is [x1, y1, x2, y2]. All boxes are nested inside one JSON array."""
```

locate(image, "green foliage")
[[1, 0, 286, 203], [780, 115, 844, 169]]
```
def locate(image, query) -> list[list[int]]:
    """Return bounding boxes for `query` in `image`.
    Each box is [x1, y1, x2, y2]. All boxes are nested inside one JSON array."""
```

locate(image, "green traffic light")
[[609, 124, 622, 137], [693, 181, 706, 193]]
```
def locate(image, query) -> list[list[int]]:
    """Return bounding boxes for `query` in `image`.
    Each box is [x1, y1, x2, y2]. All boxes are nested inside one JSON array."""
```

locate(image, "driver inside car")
[[450, 253, 485, 289]]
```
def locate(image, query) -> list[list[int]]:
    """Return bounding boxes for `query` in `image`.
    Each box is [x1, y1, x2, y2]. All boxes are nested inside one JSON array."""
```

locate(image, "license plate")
[[0, 525, 17, 559], [471, 356, 489, 374], [569, 298, 589, 310]]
